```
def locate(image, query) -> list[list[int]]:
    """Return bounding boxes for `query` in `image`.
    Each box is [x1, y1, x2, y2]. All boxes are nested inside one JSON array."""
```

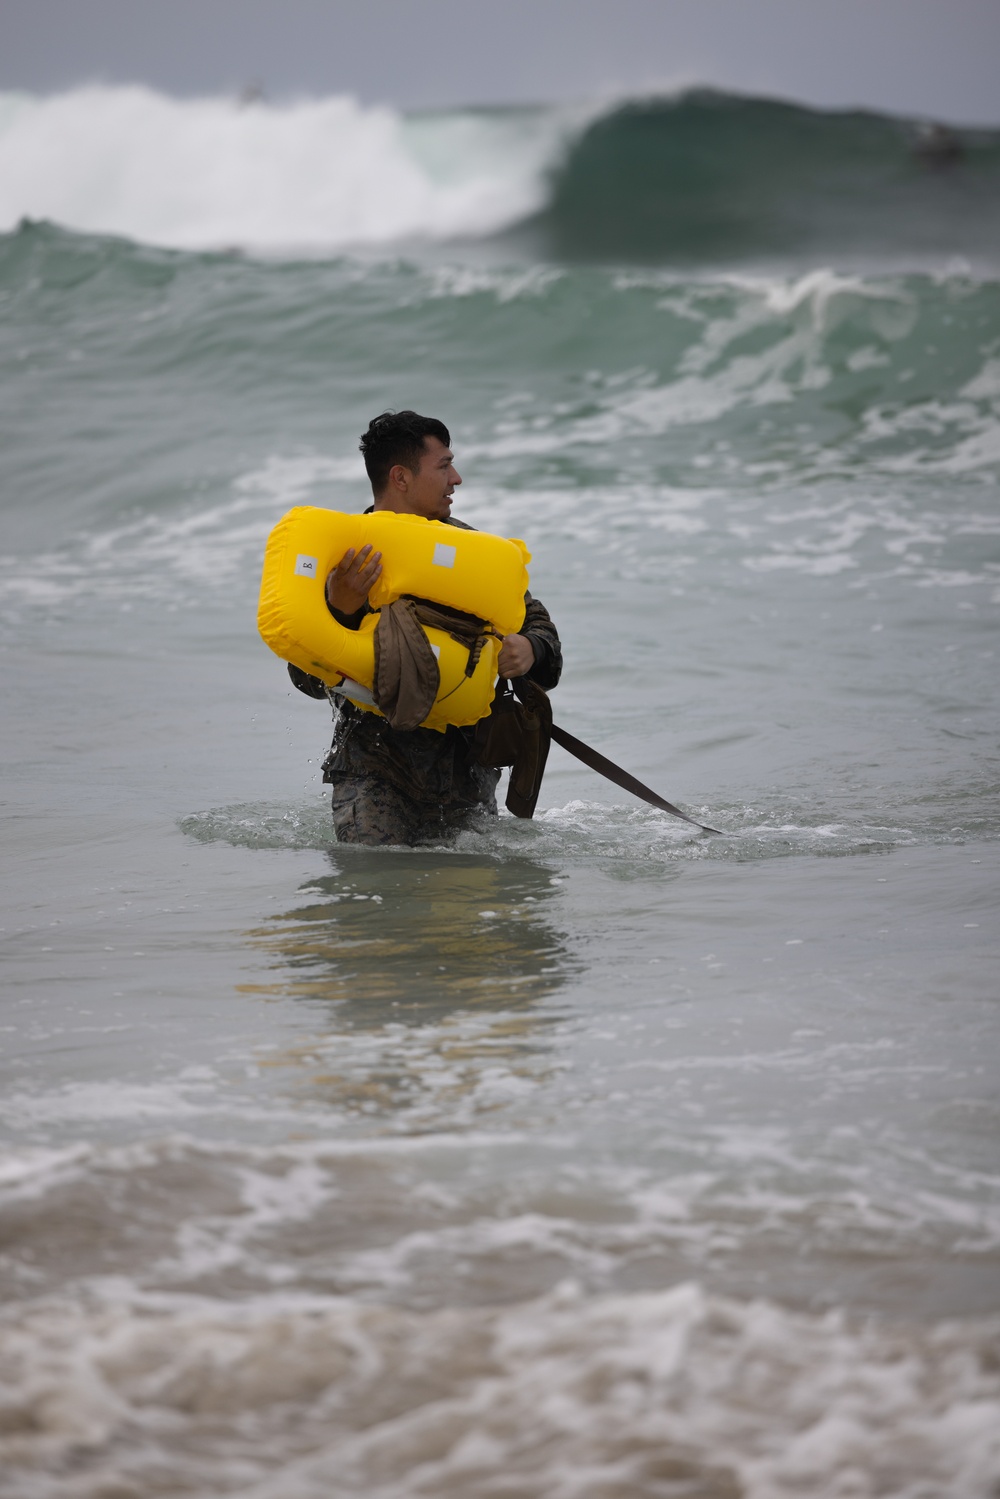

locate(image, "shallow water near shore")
[[2, 86, 1000, 1497]]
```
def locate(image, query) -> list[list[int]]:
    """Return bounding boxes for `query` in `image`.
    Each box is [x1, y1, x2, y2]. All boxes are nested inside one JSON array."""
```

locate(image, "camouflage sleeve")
[[521, 593, 563, 691]]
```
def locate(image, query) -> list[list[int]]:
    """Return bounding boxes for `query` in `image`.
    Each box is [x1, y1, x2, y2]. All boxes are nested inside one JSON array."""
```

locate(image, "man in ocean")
[[289, 410, 562, 845]]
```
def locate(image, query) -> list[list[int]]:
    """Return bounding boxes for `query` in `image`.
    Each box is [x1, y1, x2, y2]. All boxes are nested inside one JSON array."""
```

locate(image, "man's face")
[[404, 436, 462, 520]]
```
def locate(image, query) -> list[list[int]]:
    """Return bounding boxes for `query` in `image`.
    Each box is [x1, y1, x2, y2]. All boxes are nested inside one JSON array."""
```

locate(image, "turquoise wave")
[[1, 86, 997, 262], [524, 91, 1000, 260]]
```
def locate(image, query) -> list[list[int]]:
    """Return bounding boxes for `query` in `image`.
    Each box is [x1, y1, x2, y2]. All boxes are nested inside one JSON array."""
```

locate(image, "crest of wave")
[[0, 86, 581, 251]]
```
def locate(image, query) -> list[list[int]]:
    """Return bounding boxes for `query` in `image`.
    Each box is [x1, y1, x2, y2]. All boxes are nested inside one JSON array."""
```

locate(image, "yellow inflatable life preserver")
[[257, 507, 531, 732]]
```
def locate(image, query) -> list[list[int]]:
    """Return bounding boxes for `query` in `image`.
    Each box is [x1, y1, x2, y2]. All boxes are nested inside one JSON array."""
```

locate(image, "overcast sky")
[[2, 0, 998, 125]]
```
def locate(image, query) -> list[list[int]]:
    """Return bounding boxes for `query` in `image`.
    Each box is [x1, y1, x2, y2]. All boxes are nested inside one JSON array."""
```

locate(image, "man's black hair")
[[359, 410, 451, 495]]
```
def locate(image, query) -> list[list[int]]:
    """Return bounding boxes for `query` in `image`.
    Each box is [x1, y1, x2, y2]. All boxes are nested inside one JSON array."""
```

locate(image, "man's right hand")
[[325, 544, 382, 618]]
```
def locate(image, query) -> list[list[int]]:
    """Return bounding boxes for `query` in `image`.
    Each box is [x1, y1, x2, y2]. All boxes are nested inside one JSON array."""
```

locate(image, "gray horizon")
[[1, 0, 998, 126]]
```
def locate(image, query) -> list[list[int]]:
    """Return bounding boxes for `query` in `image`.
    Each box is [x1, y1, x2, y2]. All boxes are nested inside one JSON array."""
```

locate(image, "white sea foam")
[[1, 1279, 997, 1497], [5, 1124, 998, 1316], [0, 1080, 213, 1128], [0, 87, 582, 251], [427, 263, 566, 302]]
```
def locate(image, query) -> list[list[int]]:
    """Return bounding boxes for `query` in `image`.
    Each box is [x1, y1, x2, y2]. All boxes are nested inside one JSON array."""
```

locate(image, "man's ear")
[[388, 463, 410, 492]]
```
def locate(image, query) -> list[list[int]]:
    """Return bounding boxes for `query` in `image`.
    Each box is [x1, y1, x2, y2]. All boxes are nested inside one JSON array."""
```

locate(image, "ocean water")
[[1, 86, 999, 1497]]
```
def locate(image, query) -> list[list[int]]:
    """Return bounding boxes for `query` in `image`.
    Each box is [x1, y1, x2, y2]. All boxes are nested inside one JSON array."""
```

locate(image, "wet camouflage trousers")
[[329, 773, 499, 846]]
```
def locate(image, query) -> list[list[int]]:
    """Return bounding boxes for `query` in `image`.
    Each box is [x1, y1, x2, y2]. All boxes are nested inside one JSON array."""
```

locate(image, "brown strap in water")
[[548, 721, 721, 834], [500, 679, 720, 833]]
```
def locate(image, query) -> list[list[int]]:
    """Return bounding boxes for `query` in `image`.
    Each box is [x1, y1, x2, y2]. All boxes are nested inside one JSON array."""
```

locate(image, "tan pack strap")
[[405, 596, 499, 678]]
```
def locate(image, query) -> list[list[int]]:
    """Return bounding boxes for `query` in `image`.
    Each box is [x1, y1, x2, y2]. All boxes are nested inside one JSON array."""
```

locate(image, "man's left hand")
[[497, 633, 536, 678]]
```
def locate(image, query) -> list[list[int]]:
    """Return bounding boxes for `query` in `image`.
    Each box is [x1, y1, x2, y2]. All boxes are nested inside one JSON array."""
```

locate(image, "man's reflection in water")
[[242, 851, 576, 1118]]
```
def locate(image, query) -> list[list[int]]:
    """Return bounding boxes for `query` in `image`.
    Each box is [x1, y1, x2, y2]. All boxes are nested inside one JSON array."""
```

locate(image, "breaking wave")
[[1, 85, 998, 259]]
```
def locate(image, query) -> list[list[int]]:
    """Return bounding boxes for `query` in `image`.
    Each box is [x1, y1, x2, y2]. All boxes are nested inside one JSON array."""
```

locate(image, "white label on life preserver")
[[431, 644, 441, 659], [432, 542, 457, 569], [294, 554, 319, 578]]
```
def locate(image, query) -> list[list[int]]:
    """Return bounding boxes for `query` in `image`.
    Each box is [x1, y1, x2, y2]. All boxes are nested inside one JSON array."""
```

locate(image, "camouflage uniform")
[[290, 520, 562, 847], [324, 726, 501, 846]]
